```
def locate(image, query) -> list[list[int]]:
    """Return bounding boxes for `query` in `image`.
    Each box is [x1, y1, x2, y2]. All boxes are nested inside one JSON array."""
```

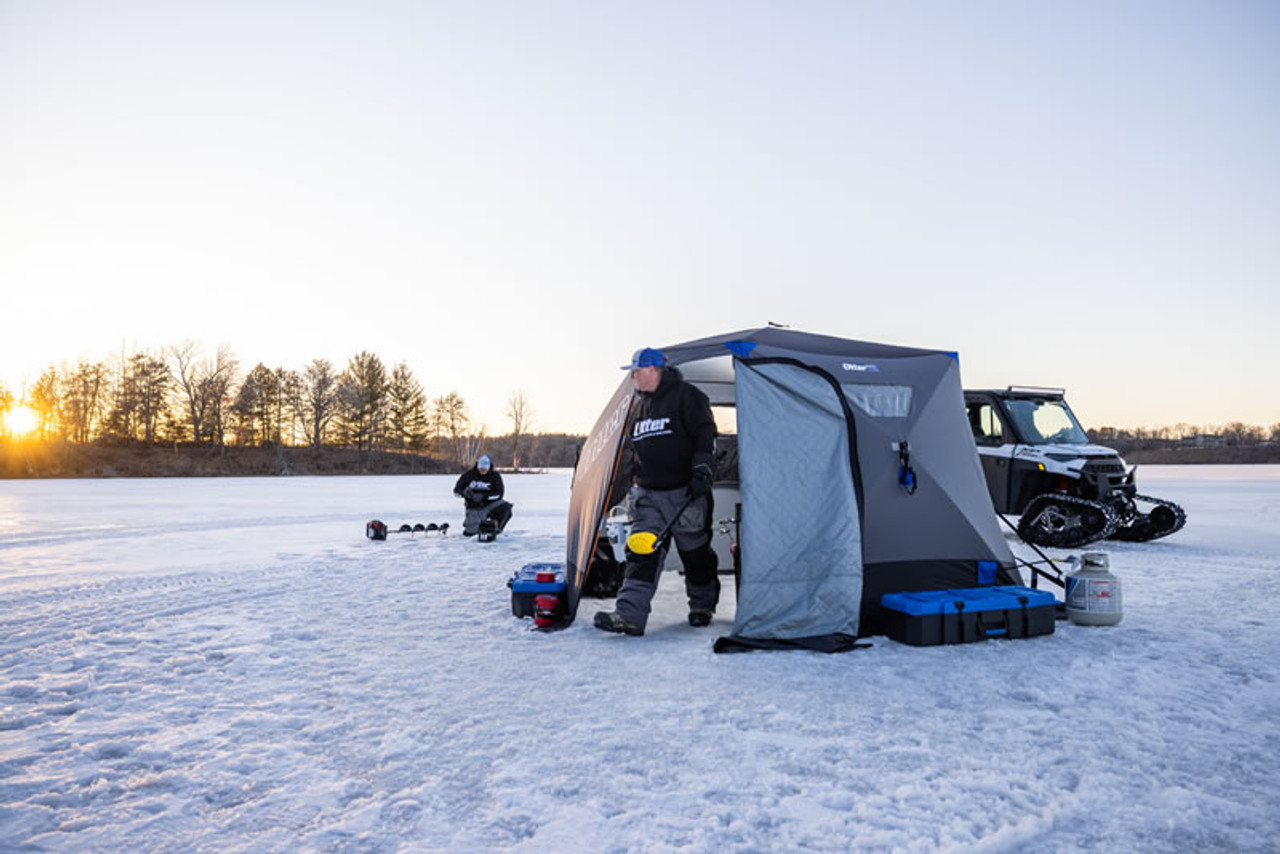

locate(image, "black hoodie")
[[453, 467, 504, 508], [625, 366, 717, 490]]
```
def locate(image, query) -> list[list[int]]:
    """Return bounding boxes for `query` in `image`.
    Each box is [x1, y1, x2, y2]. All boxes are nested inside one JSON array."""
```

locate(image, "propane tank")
[[1065, 552, 1123, 626]]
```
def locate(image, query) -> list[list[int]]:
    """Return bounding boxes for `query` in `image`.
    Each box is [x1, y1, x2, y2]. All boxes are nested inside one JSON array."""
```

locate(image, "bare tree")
[[426, 395, 447, 451], [170, 341, 207, 444], [170, 342, 238, 446], [432, 391, 471, 465], [63, 361, 106, 444], [1221, 422, 1258, 447], [203, 346, 239, 449], [506, 391, 534, 470], [458, 426, 486, 468], [298, 359, 340, 449]]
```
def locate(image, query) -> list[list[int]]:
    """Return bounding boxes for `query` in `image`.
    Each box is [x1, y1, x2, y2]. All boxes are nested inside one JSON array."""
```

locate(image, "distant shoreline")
[[2, 439, 1277, 479], [1118, 446, 1280, 466], [1, 443, 459, 479]]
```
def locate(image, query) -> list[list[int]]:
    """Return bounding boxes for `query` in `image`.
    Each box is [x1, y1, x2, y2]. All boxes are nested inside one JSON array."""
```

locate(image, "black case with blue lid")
[[880, 586, 1057, 646]]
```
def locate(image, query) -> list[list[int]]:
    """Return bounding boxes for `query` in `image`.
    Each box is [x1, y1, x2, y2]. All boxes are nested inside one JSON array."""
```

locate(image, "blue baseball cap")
[[621, 347, 666, 370]]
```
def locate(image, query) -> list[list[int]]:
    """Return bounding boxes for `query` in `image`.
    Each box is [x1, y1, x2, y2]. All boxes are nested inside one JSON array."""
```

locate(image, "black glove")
[[688, 465, 713, 499]]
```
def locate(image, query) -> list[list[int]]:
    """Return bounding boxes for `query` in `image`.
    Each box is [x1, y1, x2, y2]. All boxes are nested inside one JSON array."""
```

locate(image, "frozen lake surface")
[[2, 467, 1278, 852]]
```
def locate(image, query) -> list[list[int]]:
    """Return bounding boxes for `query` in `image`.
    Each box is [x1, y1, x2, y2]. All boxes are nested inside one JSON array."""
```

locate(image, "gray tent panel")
[[849, 357, 1013, 567], [733, 361, 863, 640]]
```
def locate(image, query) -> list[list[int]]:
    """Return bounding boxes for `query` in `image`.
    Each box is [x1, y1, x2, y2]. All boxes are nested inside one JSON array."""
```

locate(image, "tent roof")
[[650, 327, 955, 407], [658, 326, 950, 366]]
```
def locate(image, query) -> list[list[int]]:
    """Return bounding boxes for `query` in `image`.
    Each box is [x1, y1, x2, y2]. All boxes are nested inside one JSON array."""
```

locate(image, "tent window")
[[712, 406, 739, 485], [843, 384, 912, 418], [711, 405, 737, 436]]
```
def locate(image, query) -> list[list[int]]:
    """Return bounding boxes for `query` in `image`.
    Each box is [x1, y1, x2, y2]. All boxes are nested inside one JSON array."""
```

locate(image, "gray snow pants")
[[462, 500, 513, 536], [614, 485, 720, 630]]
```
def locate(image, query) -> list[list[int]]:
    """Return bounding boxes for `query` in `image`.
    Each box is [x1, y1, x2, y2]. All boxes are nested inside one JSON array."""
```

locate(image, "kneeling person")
[[453, 454, 514, 538]]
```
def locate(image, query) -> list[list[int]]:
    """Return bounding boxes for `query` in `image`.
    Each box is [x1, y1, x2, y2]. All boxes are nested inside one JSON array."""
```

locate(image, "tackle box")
[[880, 586, 1057, 646], [508, 563, 567, 619]]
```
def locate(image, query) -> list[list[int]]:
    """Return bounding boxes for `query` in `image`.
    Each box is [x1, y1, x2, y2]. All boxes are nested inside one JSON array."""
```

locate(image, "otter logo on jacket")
[[632, 417, 673, 441]]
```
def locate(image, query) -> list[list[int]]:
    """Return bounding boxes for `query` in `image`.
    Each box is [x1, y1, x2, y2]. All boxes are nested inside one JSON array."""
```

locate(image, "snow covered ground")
[[2, 466, 1278, 853]]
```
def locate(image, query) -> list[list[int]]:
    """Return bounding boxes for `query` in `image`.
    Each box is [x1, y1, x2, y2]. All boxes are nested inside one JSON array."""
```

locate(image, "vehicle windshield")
[[1005, 398, 1089, 445]]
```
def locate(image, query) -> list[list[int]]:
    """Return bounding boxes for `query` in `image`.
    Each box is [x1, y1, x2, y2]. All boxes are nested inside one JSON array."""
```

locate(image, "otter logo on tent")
[[842, 362, 880, 372]]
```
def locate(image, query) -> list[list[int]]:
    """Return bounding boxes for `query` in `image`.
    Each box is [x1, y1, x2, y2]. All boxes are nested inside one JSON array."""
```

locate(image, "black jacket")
[[454, 467, 505, 508], [625, 366, 717, 490]]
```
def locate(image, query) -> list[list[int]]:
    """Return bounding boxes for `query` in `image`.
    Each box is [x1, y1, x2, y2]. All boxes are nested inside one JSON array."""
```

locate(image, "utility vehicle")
[[964, 387, 1185, 548]]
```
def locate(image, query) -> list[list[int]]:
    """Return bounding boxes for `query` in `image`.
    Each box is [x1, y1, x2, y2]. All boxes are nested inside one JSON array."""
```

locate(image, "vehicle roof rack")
[[1006, 385, 1065, 397]]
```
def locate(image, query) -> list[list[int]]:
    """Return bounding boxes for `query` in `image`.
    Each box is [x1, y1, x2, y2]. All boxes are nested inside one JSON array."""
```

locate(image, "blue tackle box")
[[508, 563, 567, 619], [880, 586, 1058, 646]]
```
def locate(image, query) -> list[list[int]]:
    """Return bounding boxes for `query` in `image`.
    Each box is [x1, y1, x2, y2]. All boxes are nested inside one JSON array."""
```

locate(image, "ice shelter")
[[565, 327, 1020, 650]]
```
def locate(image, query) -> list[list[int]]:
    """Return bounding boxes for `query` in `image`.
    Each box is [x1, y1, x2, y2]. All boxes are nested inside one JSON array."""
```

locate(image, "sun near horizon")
[[3, 405, 40, 438]]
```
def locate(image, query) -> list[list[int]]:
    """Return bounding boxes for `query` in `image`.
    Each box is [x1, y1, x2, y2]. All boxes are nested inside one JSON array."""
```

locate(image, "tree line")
[[1088, 423, 1280, 465], [6, 343, 1278, 473], [0, 342, 576, 470], [1088, 422, 1280, 449]]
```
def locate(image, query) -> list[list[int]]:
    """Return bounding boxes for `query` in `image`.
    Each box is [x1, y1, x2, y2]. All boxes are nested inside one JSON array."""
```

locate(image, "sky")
[[2, 1, 1277, 435]]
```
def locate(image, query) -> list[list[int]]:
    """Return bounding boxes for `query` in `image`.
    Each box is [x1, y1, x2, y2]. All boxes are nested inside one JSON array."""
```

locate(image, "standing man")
[[594, 347, 720, 636]]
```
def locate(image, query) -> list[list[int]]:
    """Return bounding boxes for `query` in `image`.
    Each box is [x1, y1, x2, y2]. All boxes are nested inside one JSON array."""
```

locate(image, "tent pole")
[[997, 512, 1065, 590]]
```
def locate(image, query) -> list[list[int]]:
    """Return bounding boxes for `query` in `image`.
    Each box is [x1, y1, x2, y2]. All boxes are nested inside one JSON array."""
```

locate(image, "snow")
[[2, 466, 1278, 852]]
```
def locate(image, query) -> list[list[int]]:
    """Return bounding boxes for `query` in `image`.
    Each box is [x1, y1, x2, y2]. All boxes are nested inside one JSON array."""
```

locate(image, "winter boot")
[[593, 610, 644, 636], [688, 609, 714, 628]]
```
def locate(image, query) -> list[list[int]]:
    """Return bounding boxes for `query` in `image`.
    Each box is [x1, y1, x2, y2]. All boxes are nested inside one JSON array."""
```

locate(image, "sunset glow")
[[4, 406, 40, 438]]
